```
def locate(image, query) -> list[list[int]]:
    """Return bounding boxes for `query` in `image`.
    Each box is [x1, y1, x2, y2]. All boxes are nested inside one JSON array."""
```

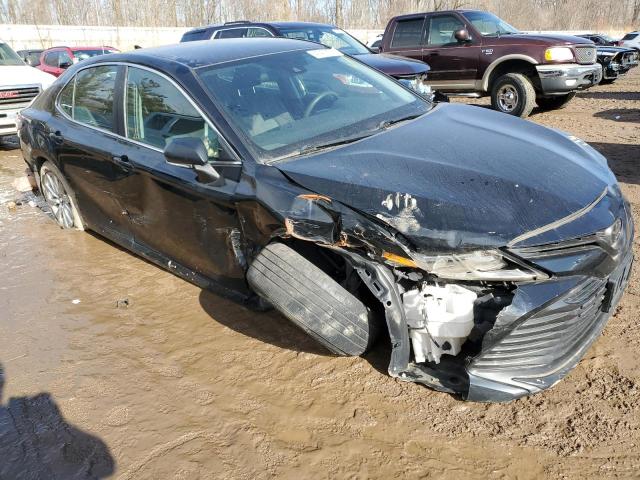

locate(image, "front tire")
[[490, 73, 536, 118], [40, 161, 84, 230], [536, 92, 576, 111]]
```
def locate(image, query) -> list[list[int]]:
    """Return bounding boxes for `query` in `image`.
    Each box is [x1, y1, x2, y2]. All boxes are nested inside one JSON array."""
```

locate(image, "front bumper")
[[536, 63, 602, 93], [0, 106, 24, 137], [466, 252, 633, 401]]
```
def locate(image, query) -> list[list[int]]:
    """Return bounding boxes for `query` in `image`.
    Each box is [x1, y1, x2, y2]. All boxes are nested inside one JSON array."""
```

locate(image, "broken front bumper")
[[467, 252, 633, 401], [536, 63, 602, 93]]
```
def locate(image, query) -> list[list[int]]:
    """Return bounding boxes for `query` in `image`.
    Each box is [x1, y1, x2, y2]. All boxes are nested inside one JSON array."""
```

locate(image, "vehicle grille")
[[575, 45, 597, 64], [0, 85, 41, 108], [470, 277, 607, 374]]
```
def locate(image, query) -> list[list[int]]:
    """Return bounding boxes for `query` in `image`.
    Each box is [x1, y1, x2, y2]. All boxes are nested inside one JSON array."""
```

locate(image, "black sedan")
[[18, 39, 633, 402]]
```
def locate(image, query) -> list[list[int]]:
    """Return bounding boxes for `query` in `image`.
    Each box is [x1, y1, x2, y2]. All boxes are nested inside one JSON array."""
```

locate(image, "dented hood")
[[276, 103, 618, 251]]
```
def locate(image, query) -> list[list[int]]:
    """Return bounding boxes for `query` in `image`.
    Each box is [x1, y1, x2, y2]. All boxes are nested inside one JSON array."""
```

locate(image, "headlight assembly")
[[544, 47, 575, 62], [388, 249, 548, 282]]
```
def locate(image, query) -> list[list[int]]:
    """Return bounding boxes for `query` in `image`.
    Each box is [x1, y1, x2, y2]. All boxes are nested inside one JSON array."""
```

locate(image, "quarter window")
[[125, 67, 227, 161], [391, 18, 425, 48], [67, 65, 118, 131], [427, 15, 466, 46]]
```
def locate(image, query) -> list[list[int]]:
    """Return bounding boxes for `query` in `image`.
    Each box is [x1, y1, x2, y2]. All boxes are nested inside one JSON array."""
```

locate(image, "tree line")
[[2, 0, 639, 32]]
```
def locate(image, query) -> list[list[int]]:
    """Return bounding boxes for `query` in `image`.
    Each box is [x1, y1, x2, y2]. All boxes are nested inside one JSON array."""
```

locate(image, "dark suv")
[[380, 10, 602, 117], [181, 21, 432, 97]]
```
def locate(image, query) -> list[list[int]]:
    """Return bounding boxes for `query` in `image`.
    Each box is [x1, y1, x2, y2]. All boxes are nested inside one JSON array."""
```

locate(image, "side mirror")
[[59, 61, 73, 69], [164, 137, 224, 186], [164, 137, 208, 167], [454, 28, 471, 43], [369, 46, 380, 54]]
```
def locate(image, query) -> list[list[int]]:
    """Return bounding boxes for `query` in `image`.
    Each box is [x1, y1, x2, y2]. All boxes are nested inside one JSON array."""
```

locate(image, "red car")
[[37, 46, 118, 77]]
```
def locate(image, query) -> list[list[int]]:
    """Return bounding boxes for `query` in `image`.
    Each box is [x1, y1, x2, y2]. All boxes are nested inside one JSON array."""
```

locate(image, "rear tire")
[[247, 242, 376, 356], [599, 78, 616, 85], [40, 161, 84, 230], [490, 73, 536, 118], [536, 92, 576, 111]]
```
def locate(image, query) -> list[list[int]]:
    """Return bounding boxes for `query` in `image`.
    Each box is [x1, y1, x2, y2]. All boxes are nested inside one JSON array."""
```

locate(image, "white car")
[[620, 31, 640, 51], [1, 41, 56, 138]]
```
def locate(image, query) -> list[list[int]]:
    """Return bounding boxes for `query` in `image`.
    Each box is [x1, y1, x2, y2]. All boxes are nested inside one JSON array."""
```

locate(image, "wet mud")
[[0, 70, 639, 478]]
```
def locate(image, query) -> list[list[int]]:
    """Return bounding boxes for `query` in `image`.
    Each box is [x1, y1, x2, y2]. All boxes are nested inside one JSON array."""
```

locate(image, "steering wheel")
[[304, 91, 339, 118]]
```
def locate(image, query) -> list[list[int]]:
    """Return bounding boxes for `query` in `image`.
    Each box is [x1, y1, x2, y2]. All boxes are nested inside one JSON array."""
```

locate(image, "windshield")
[[278, 26, 370, 55], [196, 48, 429, 162], [622, 33, 638, 40], [0, 43, 25, 66], [73, 49, 118, 62], [461, 12, 519, 36]]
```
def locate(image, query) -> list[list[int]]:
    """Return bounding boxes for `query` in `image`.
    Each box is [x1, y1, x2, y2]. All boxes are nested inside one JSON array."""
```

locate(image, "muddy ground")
[[0, 70, 639, 479]]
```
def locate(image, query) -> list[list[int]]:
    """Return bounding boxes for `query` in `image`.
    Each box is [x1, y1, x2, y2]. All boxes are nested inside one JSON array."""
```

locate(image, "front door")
[[114, 65, 246, 289], [421, 13, 480, 91]]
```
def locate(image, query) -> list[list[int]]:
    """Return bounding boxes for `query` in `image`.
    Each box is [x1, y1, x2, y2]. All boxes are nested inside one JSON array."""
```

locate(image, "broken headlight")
[[409, 250, 547, 282], [398, 76, 432, 98]]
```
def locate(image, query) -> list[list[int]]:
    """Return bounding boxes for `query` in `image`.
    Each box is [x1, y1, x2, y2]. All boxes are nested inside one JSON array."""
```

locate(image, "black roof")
[[83, 38, 324, 70]]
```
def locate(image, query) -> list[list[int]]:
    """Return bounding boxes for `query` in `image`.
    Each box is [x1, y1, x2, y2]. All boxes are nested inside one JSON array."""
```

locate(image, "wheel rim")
[[42, 171, 75, 228], [497, 84, 519, 112]]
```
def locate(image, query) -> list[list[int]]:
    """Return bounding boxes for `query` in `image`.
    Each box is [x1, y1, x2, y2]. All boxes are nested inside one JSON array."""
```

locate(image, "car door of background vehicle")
[[115, 65, 246, 287], [421, 13, 480, 89], [384, 16, 426, 61], [41, 50, 62, 76], [52, 64, 138, 246]]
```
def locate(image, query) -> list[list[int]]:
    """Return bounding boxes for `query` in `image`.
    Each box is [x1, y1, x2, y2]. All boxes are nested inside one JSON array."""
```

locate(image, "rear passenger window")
[[70, 65, 118, 130], [58, 79, 74, 116], [391, 18, 425, 47], [125, 67, 228, 161]]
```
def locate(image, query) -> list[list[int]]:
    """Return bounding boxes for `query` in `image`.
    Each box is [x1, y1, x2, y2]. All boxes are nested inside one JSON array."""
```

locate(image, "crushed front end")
[[364, 188, 635, 402]]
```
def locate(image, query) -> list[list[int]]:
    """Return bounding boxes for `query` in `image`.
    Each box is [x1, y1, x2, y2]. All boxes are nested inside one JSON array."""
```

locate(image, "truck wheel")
[[40, 161, 85, 230], [490, 73, 536, 117], [247, 242, 377, 356], [536, 92, 576, 111]]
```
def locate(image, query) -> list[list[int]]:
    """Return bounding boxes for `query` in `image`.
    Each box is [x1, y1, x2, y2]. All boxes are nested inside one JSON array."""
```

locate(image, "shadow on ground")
[[593, 108, 640, 123], [589, 142, 640, 186], [0, 136, 19, 151], [0, 363, 115, 479], [578, 91, 640, 101]]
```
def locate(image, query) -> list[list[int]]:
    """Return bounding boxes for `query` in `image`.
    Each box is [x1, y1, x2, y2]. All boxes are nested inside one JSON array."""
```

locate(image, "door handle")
[[48, 130, 63, 144], [112, 155, 133, 171]]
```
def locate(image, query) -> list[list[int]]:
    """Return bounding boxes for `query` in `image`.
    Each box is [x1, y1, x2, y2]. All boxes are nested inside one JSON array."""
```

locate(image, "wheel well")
[[487, 60, 539, 92]]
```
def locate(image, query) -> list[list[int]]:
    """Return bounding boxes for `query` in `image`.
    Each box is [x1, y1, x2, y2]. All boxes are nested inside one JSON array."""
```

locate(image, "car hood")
[[596, 46, 636, 55], [276, 103, 617, 251], [353, 53, 429, 77], [489, 33, 594, 46], [0, 66, 56, 90]]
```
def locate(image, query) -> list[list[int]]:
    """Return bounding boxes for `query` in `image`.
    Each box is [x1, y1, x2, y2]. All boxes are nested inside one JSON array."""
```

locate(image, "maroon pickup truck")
[[380, 10, 602, 117]]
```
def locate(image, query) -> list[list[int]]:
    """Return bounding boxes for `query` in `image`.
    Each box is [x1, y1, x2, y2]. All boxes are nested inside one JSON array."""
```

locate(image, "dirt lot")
[[0, 70, 639, 479]]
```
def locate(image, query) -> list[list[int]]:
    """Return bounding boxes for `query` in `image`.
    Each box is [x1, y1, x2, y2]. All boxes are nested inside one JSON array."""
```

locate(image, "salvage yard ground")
[[0, 70, 639, 479]]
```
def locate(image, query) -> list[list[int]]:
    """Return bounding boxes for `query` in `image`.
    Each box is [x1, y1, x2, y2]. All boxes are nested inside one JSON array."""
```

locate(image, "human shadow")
[[593, 108, 640, 123], [0, 363, 115, 480], [589, 142, 640, 186]]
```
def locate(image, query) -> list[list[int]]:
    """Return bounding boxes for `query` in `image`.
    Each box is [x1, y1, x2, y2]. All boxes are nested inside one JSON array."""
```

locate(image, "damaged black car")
[[17, 39, 634, 402]]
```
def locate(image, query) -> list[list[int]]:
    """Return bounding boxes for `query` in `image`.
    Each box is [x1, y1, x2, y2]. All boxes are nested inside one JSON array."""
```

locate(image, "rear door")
[[113, 65, 246, 287], [383, 16, 426, 62], [51, 64, 137, 245], [421, 13, 480, 90]]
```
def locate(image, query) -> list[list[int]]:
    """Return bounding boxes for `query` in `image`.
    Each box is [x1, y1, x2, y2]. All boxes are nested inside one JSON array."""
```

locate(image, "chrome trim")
[[54, 61, 243, 166], [508, 188, 608, 247]]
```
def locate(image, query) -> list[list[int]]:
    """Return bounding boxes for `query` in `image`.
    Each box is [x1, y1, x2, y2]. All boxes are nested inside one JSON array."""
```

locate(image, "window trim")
[[212, 26, 274, 40], [55, 61, 242, 167]]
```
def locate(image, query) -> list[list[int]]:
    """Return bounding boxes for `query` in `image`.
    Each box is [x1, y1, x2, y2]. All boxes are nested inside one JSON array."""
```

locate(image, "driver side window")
[[427, 15, 466, 46], [125, 67, 230, 161]]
